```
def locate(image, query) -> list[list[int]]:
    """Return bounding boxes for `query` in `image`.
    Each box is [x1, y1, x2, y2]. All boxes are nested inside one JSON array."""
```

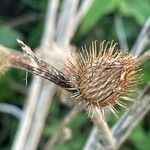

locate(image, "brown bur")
[[64, 41, 140, 116]]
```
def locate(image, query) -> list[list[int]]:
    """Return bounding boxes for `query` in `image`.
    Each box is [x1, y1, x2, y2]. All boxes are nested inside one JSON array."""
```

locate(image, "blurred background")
[[0, 0, 150, 150]]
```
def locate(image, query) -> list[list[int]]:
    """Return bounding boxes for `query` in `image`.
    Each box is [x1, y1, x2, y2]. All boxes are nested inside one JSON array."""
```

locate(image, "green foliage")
[[141, 61, 150, 85], [27, 21, 44, 47], [78, 0, 150, 37], [118, 0, 150, 25], [0, 75, 15, 100], [130, 124, 150, 150], [0, 26, 23, 48], [79, 0, 116, 36]]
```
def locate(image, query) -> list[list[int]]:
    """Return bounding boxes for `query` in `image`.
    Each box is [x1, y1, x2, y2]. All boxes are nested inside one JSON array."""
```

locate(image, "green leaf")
[[27, 21, 43, 47], [118, 0, 150, 25], [44, 120, 60, 135], [141, 62, 150, 85], [78, 0, 116, 36], [130, 125, 150, 150], [0, 25, 22, 48]]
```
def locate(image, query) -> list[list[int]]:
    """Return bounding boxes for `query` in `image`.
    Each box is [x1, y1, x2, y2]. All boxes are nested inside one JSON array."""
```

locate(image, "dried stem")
[[92, 107, 115, 149], [114, 14, 128, 49], [44, 109, 78, 150], [75, 0, 94, 27], [112, 83, 150, 149], [83, 126, 101, 150], [132, 17, 150, 56], [25, 81, 55, 150], [136, 49, 150, 65], [41, 0, 59, 45], [0, 102, 23, 119], [12, 76, 43, 150], [12, 1, 60, 149], [25, 0, 60, 149], [25, 0, 93, 149], [26, 0, 93, 148], [26, 0, 95, 149], [56, 0, 79, 45], [72, 0, 94, 38], [6, 46, 77, 94]]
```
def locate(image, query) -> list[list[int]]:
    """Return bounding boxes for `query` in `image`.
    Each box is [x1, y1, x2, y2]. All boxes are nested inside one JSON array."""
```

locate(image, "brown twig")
[[5, 43, 77, 94]]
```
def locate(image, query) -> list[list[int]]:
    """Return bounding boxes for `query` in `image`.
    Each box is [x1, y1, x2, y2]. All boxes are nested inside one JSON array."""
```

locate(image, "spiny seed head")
[[0, 46, 10, 75], [64, 41, 140, 116]]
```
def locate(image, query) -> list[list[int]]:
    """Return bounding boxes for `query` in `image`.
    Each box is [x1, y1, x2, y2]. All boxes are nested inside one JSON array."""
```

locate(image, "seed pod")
[[64, 41, 140, 116]]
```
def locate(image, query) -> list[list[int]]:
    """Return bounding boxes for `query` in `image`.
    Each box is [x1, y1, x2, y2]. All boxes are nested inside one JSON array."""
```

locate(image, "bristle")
[[64, 41, 140, 117], [0, 46, 10, 75]]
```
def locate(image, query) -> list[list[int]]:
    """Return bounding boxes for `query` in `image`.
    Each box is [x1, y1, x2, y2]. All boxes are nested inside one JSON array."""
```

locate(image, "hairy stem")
[[8, 50, 77, 94], [92, 107, 115, 150]]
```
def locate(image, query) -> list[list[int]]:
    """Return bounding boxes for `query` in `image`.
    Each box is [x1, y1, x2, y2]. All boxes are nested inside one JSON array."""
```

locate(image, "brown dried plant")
[[65, 41, 140, 116], [0, 40, 140, 117]]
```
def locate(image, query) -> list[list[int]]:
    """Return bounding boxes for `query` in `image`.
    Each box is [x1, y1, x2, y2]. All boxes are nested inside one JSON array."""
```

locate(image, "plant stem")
[[92, 107, 115, 149]]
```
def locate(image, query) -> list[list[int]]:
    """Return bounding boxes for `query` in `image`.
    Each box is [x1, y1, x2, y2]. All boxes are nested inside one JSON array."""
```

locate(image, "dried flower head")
[[65, 41, 140, 116]]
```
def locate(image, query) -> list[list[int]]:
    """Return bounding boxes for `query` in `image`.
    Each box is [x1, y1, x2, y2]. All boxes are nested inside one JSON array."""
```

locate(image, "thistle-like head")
[[65, 41, 140, 116]]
